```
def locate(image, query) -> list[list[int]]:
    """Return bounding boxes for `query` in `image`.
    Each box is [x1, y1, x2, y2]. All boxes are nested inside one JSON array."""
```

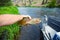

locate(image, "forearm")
[[0, 14, 23, 26]]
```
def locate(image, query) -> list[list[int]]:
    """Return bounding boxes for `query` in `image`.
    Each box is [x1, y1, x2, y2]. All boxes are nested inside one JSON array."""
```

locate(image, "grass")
[[0, 6, 19, 14], [0, 6, 20, 40]]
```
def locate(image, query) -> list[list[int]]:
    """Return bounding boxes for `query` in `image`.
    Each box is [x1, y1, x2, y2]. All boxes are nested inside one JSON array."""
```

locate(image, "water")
[[18, 7, 60, 39], [18, 7, 60, 18]]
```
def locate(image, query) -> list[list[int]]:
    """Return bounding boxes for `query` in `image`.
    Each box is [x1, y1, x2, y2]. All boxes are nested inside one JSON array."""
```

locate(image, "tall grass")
[[0, 6, 20, 40]]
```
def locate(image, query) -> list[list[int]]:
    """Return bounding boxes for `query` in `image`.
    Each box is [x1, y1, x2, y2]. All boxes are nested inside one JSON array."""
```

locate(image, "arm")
[[0, 14, 31, 26]]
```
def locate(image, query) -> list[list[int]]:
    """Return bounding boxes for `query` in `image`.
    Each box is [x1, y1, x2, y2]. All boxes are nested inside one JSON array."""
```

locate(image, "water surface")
[[18, 7, 60, 18]]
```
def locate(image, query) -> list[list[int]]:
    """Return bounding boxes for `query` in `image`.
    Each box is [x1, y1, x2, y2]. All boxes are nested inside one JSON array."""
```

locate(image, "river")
[[18, 7, 60, 39], [18, 7, 60, 18]]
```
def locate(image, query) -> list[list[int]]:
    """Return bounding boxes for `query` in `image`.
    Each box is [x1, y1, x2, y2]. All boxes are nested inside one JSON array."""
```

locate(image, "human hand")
[[20, 15, 31, 20], [19, 15, 32, 25], [0, 14, 31, 26]]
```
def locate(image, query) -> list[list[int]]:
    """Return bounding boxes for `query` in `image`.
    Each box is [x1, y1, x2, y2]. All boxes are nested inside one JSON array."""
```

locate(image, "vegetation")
[[0, 0, 20, 40], [32, 2, 37, 4], [47, 0, 56, 8], [0, 6, 20, 40], [0, 0, 12, 6], [0, 22, 20, 40], [44, 0, 56, 8], [0, 6, 19, 14]]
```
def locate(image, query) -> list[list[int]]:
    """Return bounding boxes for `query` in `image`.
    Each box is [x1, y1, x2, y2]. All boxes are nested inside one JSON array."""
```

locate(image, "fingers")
[[21, 15, 32, 20], [25, 15, 32, 20], [19, 15, 32, 25]]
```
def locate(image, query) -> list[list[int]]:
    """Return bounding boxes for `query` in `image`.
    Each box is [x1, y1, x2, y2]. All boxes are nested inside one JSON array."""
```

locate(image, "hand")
[[0, 14, 31, 26], [20, 15, 31, 20], [19, 15, 32, 25]]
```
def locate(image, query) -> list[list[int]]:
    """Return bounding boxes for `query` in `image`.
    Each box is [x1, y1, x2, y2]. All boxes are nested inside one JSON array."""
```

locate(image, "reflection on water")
[[18, 7, 60, 18]]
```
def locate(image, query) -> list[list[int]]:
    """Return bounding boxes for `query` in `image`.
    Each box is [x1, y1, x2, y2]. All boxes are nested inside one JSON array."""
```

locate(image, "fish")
[[19, 17, 41, 26]]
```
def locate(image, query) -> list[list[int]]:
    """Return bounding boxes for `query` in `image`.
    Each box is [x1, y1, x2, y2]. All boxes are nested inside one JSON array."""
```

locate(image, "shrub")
[[0, 0, 12, 6], [46, 0, 56, 8], [32, 2, 37, 4]]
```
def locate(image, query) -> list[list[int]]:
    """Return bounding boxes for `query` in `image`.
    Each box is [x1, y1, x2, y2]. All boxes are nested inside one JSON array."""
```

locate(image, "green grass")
[[0, 6, 19, 14], [0, 23, 20, 40], [0, 6, 20, 40]]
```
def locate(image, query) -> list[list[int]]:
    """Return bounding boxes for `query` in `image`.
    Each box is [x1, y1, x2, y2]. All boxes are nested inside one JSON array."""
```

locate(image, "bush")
[[32, 2, 37, 4], [46, 0, 56, 8], [0, 0, 12, 6]]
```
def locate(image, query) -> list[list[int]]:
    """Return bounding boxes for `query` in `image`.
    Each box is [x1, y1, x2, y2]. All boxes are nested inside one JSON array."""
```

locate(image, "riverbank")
[[0, 6, 19, 14], [0, 6, 20, 40]]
